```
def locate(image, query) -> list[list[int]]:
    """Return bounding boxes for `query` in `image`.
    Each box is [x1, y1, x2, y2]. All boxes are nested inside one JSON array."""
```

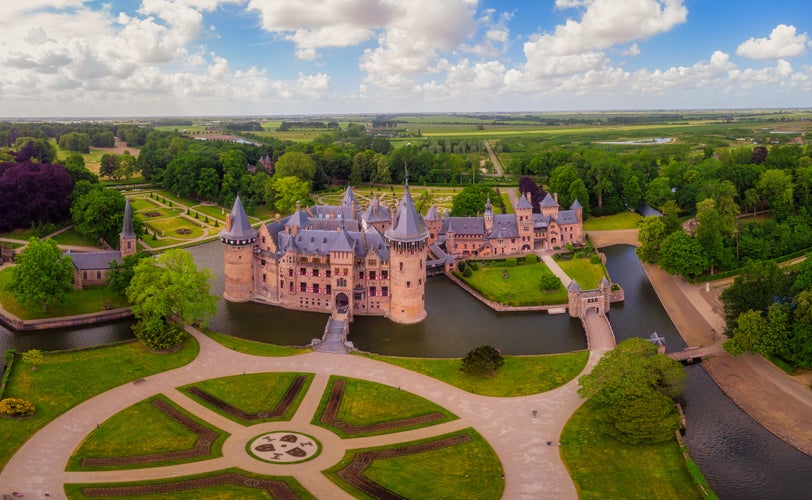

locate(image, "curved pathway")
[[1, 328, 613, 499]]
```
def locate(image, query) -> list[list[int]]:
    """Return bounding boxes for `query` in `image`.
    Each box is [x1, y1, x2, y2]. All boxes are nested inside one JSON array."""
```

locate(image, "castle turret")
[[220, 195, 258, 302], [540, 193, 559, 217], [571, 199, 583, 224], [384, 185, 429, 324], [484, 196, 494, 233], [120, 198, 137, 258]]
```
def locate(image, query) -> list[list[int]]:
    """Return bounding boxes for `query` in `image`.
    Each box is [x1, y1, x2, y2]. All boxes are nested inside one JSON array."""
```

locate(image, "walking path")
[[1, 327, 615, 499]]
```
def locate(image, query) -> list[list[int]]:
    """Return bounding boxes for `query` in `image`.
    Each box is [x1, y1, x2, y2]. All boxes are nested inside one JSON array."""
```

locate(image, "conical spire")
[[220, 195, 258, 243], [120, 198, 135, 239], [385, 185, 428, 242], [484, 196, 493, 215]]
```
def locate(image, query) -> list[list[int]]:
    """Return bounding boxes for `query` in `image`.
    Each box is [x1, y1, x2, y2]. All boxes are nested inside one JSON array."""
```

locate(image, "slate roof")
[[516, 194, 533, 210], [362, 196, 391, 223], [311, 218, 359, 232], [68, 250, 122, 271], [446, 217, 484, 235], [342, 185, 357, 207], [567, 279, 581, 292], [570, 199, 583, 210], [385, 187, 428, 242], [484, 196, 493, 215], [486, 214, 519, 239], [285, 208, 312, 228], [364, 225, 390, 261], [532, 214, 553, 228], [277, 229, 364, 257], [220, 195, 258, 242], [331, 228, 356, 252], [311, 205, 355, 221], [556, 209, 579, 225], [599, 276, 611, 289], [120, 199, 135, 239], [424, 204, 438, 221], [540, 193, 559, 208]]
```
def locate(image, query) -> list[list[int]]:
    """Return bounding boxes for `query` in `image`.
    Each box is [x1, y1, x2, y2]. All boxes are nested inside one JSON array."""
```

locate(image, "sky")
[[1, 0, 810, 117]]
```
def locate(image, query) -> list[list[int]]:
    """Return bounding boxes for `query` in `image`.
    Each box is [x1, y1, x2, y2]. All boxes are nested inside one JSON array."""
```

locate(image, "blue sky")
[[1, 1, 809, 117]]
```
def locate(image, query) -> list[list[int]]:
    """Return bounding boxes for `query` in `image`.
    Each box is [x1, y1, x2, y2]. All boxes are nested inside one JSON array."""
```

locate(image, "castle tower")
[[220, 195, 258, 302], [484, 197, 494, 233], [515, 192, 534, 253], [540, 193, 559, 217], [423, 204, 441, 244], [385, 185, 429, 324], [119, 198, 137, 258], [571, 199, 583, 224]]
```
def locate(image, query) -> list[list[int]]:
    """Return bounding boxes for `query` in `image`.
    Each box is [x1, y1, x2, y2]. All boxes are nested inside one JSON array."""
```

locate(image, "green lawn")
[[49, 228, 102, 248], [366, 351, 588, 396], [561, 398, 704, 499], [0, 268, 129, 319], [129, 197, 161, 211], [327, 430, 503, 499], [203, 329, 308, 356], [65, 468, 313, 499], [0, 338, 200, 470], [190, 204, 227, 222], [313, 377, 457, 438], [67, 395, 227, 470], [459, 261, 568, 306], [145, 217, 206, 244], [582, 212, 643, 230], [498, 192, 514, 214], [180, 372, 313, 424], [556, 256, 608, 289]]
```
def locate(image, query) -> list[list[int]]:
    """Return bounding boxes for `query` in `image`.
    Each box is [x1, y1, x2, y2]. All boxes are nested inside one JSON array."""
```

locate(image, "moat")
[[1, 242, 811, 498]]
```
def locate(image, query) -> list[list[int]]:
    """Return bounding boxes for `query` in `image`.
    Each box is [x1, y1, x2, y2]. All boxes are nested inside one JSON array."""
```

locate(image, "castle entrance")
[[335, 292, 349, 312]]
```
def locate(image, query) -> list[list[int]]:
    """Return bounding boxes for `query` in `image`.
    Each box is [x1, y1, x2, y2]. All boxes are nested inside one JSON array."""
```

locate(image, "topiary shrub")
[[463, 267, 473, 277], [0, 398, 36, 418], [457, 261, 467, 273], [540, 274, 562, 291], [590, 254, 602, 265], [132, 316, 188, 352], [525, 253, 538, 264], [505, 257, 517, 268], [460, 345, 504, 377], [467, 261, 479, 271]]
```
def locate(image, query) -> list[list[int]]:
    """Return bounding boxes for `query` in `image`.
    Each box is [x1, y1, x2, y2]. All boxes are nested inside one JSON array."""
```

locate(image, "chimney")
[[275, 213, 281, 224]]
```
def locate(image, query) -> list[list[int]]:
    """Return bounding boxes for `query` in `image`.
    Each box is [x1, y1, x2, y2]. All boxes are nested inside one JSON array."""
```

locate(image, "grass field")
[[48, 228, 102, 248], [583, 212, 643, 231], [0, 268, 128, 319], [367, 351, 588, 396], [204, 329, 308, 356], [459, 260, 568, 306], [0, 339, 200, 471], [561, 398, 704, 499], [556, 256, 608, 289]]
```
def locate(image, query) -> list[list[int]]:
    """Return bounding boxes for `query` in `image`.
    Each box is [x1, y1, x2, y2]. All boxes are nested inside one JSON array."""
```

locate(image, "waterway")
[[1, 241, 810, 497]]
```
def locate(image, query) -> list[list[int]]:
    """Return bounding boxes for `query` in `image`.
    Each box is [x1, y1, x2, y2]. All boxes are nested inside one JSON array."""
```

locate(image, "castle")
[[221, 185, 584, 324]]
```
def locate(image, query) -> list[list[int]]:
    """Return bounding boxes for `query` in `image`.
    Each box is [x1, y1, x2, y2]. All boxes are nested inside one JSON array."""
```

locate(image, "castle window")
[[369, 271, 376, 280], [313, 283, 320, 294], [288, 269, 293, 277], [337, 278, 347, 287], [289, 282, 294, 292], [370, 286, 376, 296], [326, 285, 332, 294], [300, 282, 306, 292], [300, 256, 306, 263], [359, 271, 365, 280], [83, 271, 87, 279], [261, 259, 266, 266], [299, 268, 306, 275], [263, 274, 267, 282], [399, 262, 404, 272], [382, 287, 389, 296], [419, 278, 422, 285], [419, 259, 422, 269], [406, 281, 411, 288], [344, 268, 349, 276], [368, 259, 376, 266], [313, 269, 319, 277], [382, 270, 388, 279], [326, 269, 331, 278], [97, 271, 101, 279]]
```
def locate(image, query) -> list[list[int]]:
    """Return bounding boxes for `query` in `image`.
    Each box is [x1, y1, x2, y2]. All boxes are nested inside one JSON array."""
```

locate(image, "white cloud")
[[736, 24, 808, 60]]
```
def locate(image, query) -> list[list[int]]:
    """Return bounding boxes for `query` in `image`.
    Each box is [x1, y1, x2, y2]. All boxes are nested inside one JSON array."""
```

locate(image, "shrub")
[[21, 349, 44, 370], [468, 261, 479, 271], [460, 345, 504, 377], [575, 250, 587, 259], [215, 220, 219, 227], [540, 274, 562, 291], [525, 253, 539, 264], [457, 261, 467, 273], [0, 398, 36, 417], [132, 316, 188, 351], [463, 267, 473, 277], [590, 254, 602, 265], [505, 257, 517, 268]]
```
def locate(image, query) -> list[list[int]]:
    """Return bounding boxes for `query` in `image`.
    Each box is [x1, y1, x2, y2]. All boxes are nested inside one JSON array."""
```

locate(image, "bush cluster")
[[525, 253, 539, 264], [133, 317, 188, 351], [505, 257, 517, 268], [0, 398, 36, 417]]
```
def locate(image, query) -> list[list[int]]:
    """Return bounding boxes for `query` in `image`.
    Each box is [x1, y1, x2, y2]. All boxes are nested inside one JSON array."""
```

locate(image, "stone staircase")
[[312, 309, 353, 354]]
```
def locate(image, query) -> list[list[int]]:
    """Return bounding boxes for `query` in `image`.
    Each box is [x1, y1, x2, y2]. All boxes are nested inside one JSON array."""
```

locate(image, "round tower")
[[119, 198, 137, 258], [385, 186, 429, 324], [220, 195, 258, 302]]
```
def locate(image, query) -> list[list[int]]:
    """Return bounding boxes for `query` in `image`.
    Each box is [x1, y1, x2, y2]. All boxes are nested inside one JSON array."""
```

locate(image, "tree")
[[636, 216, 667, 263], [108, 251, 151, 295], [757, 169, 794, 221], [71, 186, 140, 246], [622, 174, 643, 209], [645, 176, 673, 209], [369, 153, 391, 185], [197, 167, 221, 201], [58, 132, 91, 153], [659, 231, 708, 278], [126, 249, 217, 331], [0, 161, 73, 232], [6, 238, 74, 312], [460, 345, 504, 377], [274, 151, 316, 183], [695, 199, 726, 274], [568, 178, 590, 216], [264, 176, 312, 214], [451, 185, 495, 217], [99, 154, 120, 179], [540, 274, 562, 291], [578, 338, 685, 444], [720, 260, 788, 332]]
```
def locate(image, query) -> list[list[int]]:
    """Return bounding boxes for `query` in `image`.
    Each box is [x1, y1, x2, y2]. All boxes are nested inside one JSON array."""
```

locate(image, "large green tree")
[[659, 231, 708, 278], [274, 151, 316, 183], [720, 259, 789, 332], [6, 238, 74, 312], [451, 185, 495, 217], [126, 249, 217, 330], [636, 216, 667, 263], [264, 176, 312, 214], [578, 338, 685, 444], [71, 186, 141, 247]]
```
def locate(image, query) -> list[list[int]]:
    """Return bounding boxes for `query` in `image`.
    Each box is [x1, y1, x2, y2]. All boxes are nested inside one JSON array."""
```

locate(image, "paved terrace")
[[0, 325, 617, 499]]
